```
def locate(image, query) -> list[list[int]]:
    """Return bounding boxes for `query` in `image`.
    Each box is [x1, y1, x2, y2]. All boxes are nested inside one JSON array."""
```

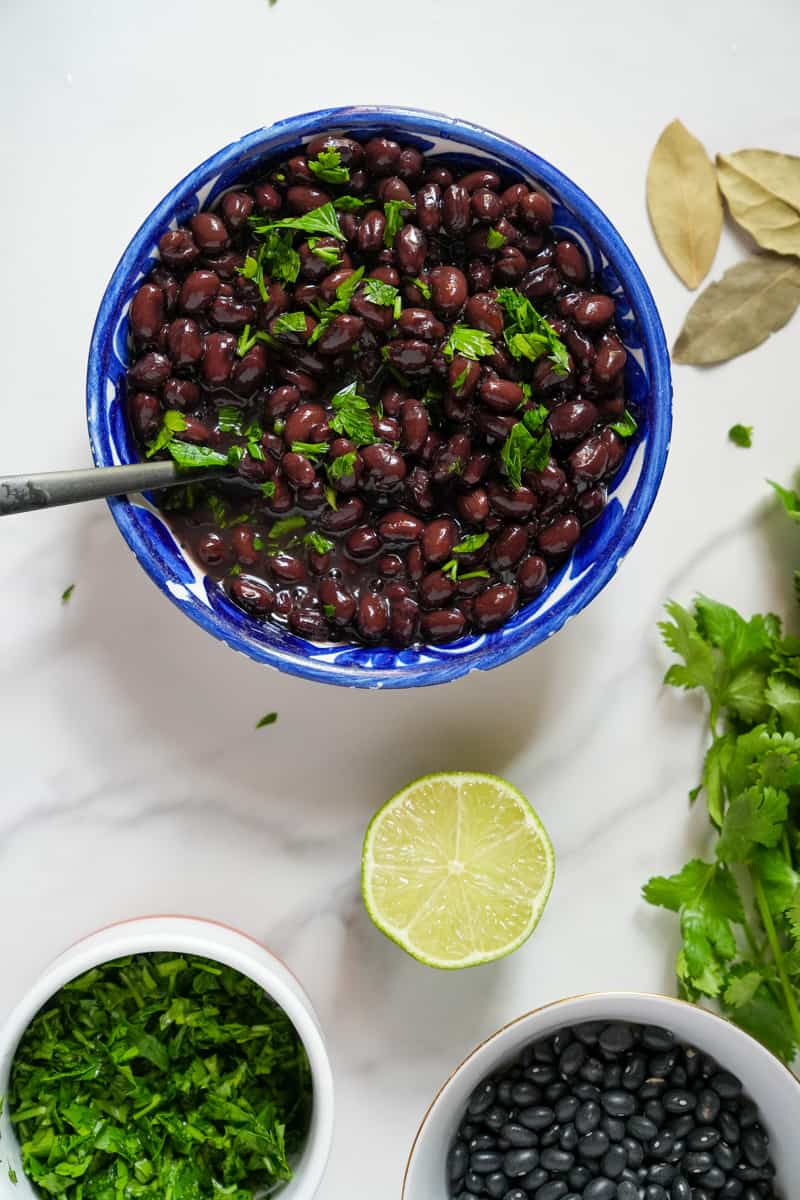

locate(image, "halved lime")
[[361, 772, 555, 969]]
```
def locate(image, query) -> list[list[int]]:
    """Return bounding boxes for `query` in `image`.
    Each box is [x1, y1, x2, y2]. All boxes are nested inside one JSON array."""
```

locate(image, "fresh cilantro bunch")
[[644, 486, 800, 1062], [8, 953, 312, 1199]]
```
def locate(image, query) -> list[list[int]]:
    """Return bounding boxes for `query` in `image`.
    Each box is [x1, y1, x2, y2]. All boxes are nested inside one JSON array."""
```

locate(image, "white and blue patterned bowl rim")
[[87, 105, 672, 690]]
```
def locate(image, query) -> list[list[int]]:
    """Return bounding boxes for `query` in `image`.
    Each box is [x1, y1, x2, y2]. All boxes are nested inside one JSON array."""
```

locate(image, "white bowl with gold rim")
[[402, 991, 800, 1198], [0, 916, 334, 1200]]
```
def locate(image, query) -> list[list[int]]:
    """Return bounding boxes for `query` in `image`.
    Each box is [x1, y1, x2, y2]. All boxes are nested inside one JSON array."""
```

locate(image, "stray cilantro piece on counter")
[[453, 532, 490, 555], [7, 952, 311, 1198], [308, 147, 350, 184], [304, 530, 335, 555], [324, 484, 338, 509], [407, 275, 431, 300], [610, 409, 638, 439], [326, 451, 358, 483], [495, 287, 569, 374], [256, 711, 278, 728], [442, 325, 495, 362], [486, 227, 506, 249], [333, 194, 374, 211], [501, 410, 553, 489], [383, 199, 415, 246], [308, 267, 365, 345], [362, 278, 400, 308], [269, 515, 307, 540], [291, 441, 329, 460], [61, 584, 75, 605], [308, 236, 341, 266], [145, 409, 187, 457], [251, 200, 345, 242], [328, 380, 376, 445], [272, 311, 309, 335], [728, 424, 753, 448]]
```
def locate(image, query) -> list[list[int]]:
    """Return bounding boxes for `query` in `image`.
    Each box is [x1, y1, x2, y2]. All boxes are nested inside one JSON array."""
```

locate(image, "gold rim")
[[400, 989, 800, 1198]]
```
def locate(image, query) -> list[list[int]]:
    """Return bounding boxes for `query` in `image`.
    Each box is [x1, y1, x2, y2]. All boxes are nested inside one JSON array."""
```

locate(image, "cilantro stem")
[[752, 872, 800, 1044], [782, 829, 794, 867]]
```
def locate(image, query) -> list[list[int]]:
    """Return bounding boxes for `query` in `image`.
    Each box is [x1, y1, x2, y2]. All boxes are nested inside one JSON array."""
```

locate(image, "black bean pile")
[[447, 1022, 780, 1200], [125, 132, 634, 647]]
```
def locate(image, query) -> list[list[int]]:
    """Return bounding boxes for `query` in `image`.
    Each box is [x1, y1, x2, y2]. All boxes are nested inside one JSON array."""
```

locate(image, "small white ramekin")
[[0, 916, 334, 1199], [403, 991, 800, 1198]]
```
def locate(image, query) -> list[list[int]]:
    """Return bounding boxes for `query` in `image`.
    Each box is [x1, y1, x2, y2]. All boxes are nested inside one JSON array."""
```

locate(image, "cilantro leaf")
[[303, 531, 334, 555], [452, 532, 489, 555], [765, 672, 800, 734], [723, 969, 764, 1008], [308, 236, 341, 266], [643, 859, 743, 997], [328, 381, 376, 446], [146, 409, 187, 458], [237, 322, 277, 356], [167, 442, 231, 471], [717, 786, 789, 863], [259, 481, 276, 499], [216, 404, 243, 433], [252, 200, 345, 241], [486, 227, 506, 249], [729, 423, 753, 448], [726, 982, 799, 1062], [383, 199, 415, 247], [494, 287, 569, 374], [61, 584, 75, 605], [307, 266, 365, 346], [609, 409, 638, 439], [362, 278, 400, 308], [442, 325, 495, 362], [269, 515, 306, 540], [500, 421, 552, 490], [291, 441, 328, 460], [308, 147, 349, 184], [326, 451, 358, 483], [272, 311, 309, 335], [407, 275, 431, 300], [333, 195, 374, 211], [256, 712, 278, 728]]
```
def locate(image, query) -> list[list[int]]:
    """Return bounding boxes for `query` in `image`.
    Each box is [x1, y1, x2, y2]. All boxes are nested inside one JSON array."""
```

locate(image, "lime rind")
[[361, 771, 555, 970]]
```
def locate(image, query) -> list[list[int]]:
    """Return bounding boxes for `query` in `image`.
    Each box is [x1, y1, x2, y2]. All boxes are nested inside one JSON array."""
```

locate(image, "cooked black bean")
[[128, 134, 634, 647]]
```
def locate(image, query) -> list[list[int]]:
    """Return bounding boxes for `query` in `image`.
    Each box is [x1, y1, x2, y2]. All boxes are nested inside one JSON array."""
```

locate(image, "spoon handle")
[[0, 461, 218, 516]]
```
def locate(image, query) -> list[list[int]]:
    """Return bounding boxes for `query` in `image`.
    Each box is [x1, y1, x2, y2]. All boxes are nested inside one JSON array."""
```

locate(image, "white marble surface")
[[1, 0, 799, 1194]]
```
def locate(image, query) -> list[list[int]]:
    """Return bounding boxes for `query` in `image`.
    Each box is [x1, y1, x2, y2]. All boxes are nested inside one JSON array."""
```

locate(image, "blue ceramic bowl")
[[87, 105, 671, 690]]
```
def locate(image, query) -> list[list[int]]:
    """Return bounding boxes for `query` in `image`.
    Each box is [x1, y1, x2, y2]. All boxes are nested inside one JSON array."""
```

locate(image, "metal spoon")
[[0, 461, 227, 516]]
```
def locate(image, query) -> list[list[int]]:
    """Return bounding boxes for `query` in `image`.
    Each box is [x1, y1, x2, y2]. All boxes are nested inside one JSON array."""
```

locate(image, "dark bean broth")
[[448, 1021, 782, 1200], [126, 133, 634, 647]]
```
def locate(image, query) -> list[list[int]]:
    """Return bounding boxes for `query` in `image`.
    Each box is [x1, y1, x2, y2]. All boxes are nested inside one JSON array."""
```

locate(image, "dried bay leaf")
[[717, 149, 800, 256], [673, 254, 800, 365], [647, 119, 723, 289]]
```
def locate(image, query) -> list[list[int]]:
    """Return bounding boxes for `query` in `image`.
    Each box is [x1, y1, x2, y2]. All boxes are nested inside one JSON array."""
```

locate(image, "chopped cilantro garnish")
[[610, 409, 638, 439], [259, 481, 277, 499], [452, 532, 490, 555], [486, 227, 506, 249], [328, 380, 377, 445], [362, 278, 400, 308], [61, 584, 75, 605], [303, 530, 335, 555], [308, 147, 350, 184], [324, 484, 338, 510], [256, 711, 278, 728], [145, 409, 187, 458], [452, 365, 470, 394], [729, 423, 753, 448], [229, 563, 242, 576], [323, 602, 336, 618], [7, 952, 311, 1198], [443, 325, 495, 362], [307, 267, 365, 346], [236, 323, 278, 356], [167, 442, 232, 471], [207, 493, 228, 528], [407, 275, 431, 300], [291, 441, 329, 460], [383, 199, 415, 247], [495, 287, 569, 375], [308, 236, 341, 266], [272, 311, 309, 336], [441, 558, 491, 583], [501, 417, 553, 490], [333, 195, 374, 211], [269, 515, 307, 540], [251, 200, 345, 242], [326, 451, 358, 483], [216, 404, 243, 433], [459, 569, 491, 581]]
